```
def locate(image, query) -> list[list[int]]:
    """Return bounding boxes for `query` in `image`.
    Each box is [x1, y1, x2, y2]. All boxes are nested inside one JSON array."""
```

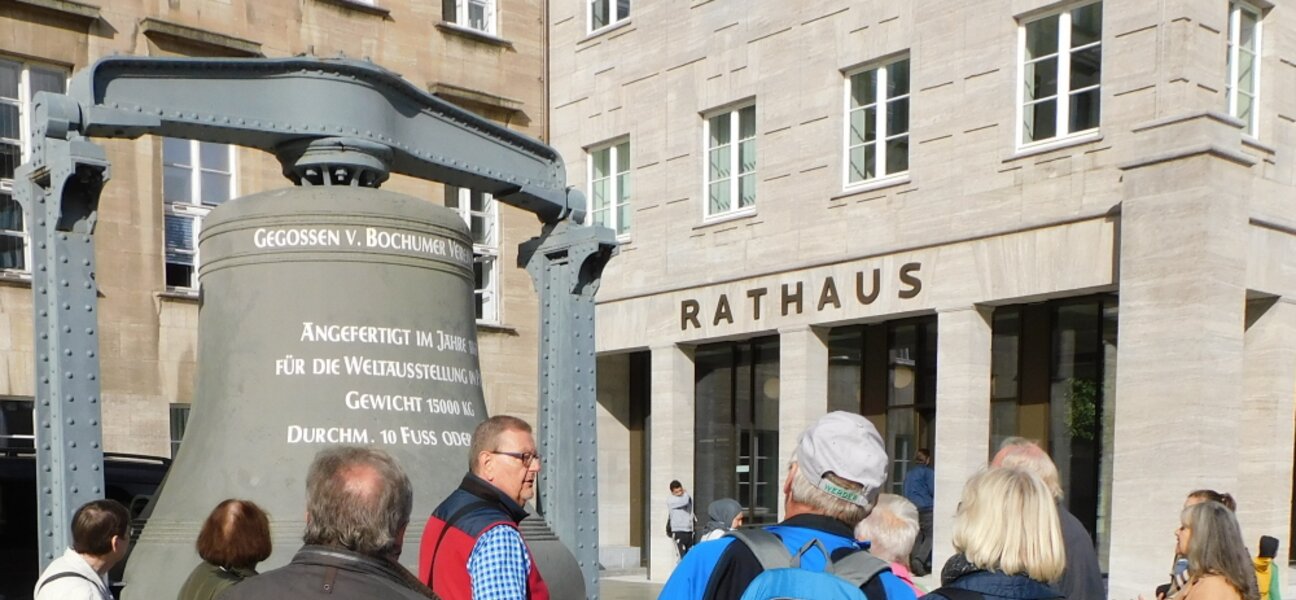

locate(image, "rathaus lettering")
[[679, 262, 923, 331]]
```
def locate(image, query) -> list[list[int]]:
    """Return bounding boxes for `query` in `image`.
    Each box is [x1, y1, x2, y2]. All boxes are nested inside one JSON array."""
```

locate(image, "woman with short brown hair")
[[177, 499, 272, 600]]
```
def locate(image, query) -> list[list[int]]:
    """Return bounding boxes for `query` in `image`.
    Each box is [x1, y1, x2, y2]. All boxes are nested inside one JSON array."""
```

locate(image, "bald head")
[[991, 437, 1063, 501]]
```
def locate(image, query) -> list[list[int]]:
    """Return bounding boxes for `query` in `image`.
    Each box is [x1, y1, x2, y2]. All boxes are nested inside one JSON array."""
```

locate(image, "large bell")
[[122, 186, 582, 598]]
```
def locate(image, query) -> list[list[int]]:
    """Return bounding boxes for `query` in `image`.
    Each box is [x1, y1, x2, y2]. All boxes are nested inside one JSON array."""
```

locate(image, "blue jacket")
[[922, 555, 1063, 600], [902, 465, 934, 511], [659, 514, 917, 600]]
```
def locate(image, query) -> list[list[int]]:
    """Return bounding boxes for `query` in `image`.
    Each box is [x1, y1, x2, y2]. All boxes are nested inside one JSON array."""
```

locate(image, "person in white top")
[[33, 498, 131, 600]]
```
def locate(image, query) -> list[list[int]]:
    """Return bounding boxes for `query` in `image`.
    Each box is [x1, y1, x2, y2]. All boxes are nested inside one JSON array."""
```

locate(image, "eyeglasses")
[[492, 450, 542, 466]]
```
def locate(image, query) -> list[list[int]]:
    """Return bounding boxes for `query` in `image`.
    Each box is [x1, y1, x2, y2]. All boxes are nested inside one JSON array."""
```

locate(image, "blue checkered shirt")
[[467, 525, 532, 600]]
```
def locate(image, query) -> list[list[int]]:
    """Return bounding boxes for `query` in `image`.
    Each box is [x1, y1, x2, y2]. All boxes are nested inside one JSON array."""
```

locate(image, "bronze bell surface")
[[122, 185, 582, 598]]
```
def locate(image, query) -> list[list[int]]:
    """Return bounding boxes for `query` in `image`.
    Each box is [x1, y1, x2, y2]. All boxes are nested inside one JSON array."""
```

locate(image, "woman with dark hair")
[[177, 499, 272, 600], [1168, 501, 1259, 600], [698, 498, 744, 542]]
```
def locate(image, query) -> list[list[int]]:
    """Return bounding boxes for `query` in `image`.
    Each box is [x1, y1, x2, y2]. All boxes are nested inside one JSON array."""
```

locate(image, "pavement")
[[599, 573, 662, 599]]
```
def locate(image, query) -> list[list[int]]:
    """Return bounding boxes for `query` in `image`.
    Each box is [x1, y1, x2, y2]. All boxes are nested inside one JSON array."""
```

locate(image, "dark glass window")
[[0, 398, 33, 449], [169, 403, 190, 457], [827, 317, 937, 494], [694, 337, 779, 525], [990, 295, 1117, 568]]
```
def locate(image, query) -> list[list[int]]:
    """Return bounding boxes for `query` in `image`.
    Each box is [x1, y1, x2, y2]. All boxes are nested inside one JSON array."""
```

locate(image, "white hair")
[[853, 493, 919, 563], [789, 462, 872, 525]]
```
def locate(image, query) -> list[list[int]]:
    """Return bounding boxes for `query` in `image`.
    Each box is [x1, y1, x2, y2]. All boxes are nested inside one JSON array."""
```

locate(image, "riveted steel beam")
[[522, 221, 618, 599], [15, 131, 109, 568]]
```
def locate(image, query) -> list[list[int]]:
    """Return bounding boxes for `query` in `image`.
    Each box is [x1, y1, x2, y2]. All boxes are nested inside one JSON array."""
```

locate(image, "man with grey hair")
[[660, 411, 917, 600], [224, 446, 434, 599], [855, 494, 924, 596], [991, 436, 1103, 600], [418, 415, 548, 600]]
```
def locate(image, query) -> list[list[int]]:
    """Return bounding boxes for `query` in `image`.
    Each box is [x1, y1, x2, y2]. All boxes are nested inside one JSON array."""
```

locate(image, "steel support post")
[[15, 132, 109, 570], [523, 220, 617, 599]]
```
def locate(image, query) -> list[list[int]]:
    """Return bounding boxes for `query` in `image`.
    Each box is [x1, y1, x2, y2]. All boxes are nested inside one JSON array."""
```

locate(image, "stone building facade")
[[0, 0, 546, 458], [548, 0, 1296, 595]]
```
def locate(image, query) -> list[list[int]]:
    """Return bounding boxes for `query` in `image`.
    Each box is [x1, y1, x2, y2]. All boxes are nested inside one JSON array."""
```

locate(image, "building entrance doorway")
[[990, 295, 1117, 569], [827, 316, 938, 492], [694, 337, 780, 526]]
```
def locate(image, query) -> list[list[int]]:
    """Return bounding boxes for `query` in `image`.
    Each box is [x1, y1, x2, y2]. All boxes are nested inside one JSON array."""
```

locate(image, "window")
[[1226, 2, 1261, 136], [0, 59, 66, 271], [705, 104, 756, 219], [446, 186, 500, 324], [827, 317, 937, 494], [444, 0, 496, 34], [990, 296, 1117, 569], [0, 398, 33, 449], [169, 403, 190, 457], [588, 140, 631, 236], [846, 58, 910, 186], [162, 137, 234, 290], [588, 0, 630, 33], [694, 337, 780, 525], [1019, 2, 1102, 145]]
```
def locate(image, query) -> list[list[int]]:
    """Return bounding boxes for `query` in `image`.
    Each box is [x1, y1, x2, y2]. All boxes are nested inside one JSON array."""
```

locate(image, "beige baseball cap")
[[795, 411, 888, 507]]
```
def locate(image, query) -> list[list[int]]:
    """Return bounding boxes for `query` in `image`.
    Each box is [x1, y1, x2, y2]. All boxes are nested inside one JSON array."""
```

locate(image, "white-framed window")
[[0, 58, 66, 272], [162, 137, 235, 290], [445, 0, 497, 35], [588, 139, 631, 236], [704, 104, 756, 220], [845, 57, 910, 186], [1018, 1, 1102, 146], [1226, 2, 1262, 136], [588, 0, 630, 33], [446, 186, 500, 324]]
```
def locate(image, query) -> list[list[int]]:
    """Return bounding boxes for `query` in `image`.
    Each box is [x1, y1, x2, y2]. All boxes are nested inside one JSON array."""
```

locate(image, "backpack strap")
[[725, 527, 794, 571], [929, 586, 987, 600], [790, 538, 833, 569], [36, 571, 104, 596], [828, 548, 891, 587]]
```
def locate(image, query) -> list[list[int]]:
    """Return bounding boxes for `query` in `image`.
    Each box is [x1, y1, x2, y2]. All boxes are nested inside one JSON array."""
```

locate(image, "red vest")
[[419, 479, 551, 600]]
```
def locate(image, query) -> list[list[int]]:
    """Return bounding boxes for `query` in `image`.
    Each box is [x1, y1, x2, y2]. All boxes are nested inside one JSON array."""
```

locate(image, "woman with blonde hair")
[[1168, 501, 1259, 600], [920, 468, 1065, 600]]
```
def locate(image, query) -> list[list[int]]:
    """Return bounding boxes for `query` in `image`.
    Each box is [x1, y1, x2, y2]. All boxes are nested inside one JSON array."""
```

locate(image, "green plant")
[[1065, 378, 1098, 441]]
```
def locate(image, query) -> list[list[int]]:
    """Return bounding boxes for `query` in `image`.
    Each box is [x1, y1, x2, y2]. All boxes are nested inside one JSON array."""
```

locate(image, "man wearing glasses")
[[418, 415, 550, 600]]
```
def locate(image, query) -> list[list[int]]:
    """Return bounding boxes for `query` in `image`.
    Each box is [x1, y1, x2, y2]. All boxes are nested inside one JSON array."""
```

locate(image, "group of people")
[[31, 409, 1286, 600], [661, 411, 1283, 600], [34, 415, 550, 600]]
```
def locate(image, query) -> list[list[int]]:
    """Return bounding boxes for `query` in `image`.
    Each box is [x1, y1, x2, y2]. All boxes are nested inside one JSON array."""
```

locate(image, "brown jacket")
[[218, 546, 436, 600]]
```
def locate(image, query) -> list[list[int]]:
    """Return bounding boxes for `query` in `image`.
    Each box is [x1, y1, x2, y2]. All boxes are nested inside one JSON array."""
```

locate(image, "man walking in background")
[[666, 480, 696, 559], [902, 448, 934, 575]]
